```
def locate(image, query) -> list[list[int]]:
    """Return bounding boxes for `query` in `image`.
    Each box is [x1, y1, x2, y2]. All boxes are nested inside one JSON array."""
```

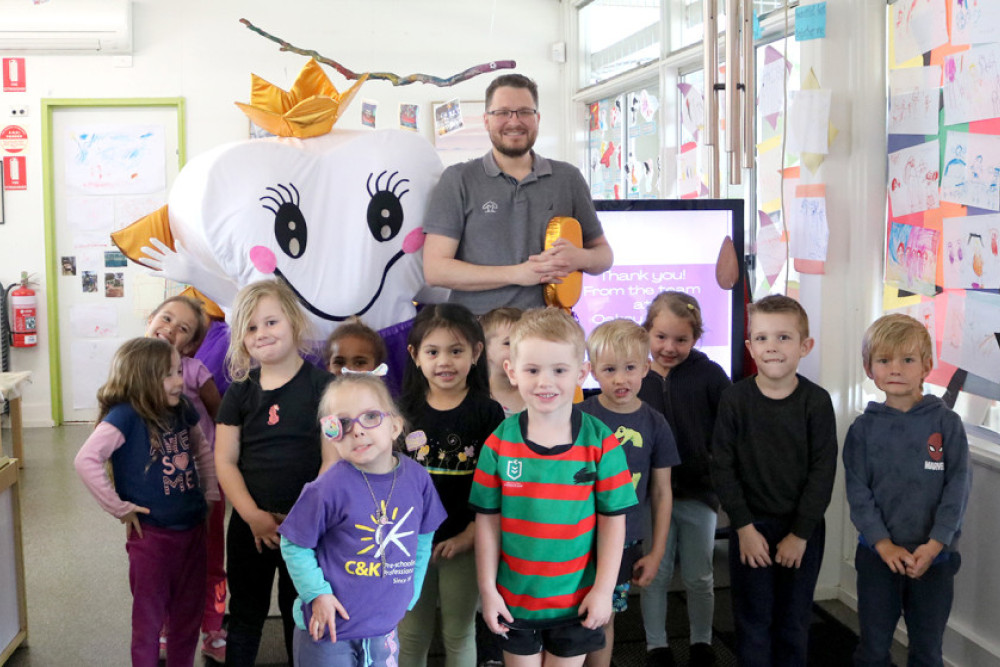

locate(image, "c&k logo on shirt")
[[506, 459, 522, 480], [349, 505, 416, 577], [482, 200, 498, 214]]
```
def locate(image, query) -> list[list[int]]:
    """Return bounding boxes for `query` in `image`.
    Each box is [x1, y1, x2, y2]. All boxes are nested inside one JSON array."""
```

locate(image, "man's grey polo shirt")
[[423, 151, 604, 315]]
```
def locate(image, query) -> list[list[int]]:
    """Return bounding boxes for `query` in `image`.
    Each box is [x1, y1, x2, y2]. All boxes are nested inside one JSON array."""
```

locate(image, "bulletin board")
[[41, 99, 186, 424], [883, 2, 1000, 403]]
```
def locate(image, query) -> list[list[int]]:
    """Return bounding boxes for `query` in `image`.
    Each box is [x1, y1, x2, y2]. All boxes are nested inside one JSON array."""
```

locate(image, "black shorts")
[[500, 620, 605, 658]]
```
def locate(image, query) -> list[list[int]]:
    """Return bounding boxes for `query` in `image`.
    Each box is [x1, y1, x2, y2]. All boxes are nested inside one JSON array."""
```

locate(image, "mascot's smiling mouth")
[[273, 249, 406, 322]]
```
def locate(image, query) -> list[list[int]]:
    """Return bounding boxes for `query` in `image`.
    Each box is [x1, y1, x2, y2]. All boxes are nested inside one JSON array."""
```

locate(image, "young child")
[[324, 316, 389, 376], [279, 374, 447, 666], [844, 313, 970, 666], [215, 280, 335, 665], [711, 294, 837, 666], [145, 295, 228, 662], [470, 308, 638, 667], [579, 319, 679, 667], [75, 337, 219, 667], [480, 306, 525, 416], [396, 304, 506, 667], [638, 291, 730, 667]]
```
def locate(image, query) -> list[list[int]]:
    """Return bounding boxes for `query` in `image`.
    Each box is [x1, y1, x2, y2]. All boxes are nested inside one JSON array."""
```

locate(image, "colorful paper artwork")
[[786, 89, 832, 155], [951, 0, 1000, 47], [794, 2, 826, 41], [940, 131, 1000, 211], [888, 140, 940, 217], [943, 44, 1000, 126], [759, 46, 792, 130], [399, 104, 418, 131], [433, 99, 463, 136], [789, 184, 828, 263], [891, 0, 948, 65], [677, 142, 700, 198], [941, 213, 1000, 289], [65, 124, 166, 195], [677, 83, 704, 141], [756, 210, 786, 286], [889, 66, 941, 136], [941, 290, 1000, 384], [757, 135, 783, 212], [361, 100, 377, 128], [886, 222, 939, 296]]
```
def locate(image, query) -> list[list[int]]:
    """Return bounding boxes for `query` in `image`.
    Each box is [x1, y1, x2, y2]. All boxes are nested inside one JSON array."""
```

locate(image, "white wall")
[[0, 0, 565, 426]]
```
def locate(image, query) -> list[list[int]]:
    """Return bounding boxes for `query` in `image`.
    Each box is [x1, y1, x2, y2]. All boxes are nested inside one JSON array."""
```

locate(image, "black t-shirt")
[[217, 361, 333, 514], [404, 392, 504, 542]]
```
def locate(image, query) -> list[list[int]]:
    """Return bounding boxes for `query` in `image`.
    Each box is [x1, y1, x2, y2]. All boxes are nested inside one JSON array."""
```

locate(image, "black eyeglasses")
[[486, 108, 538, 120], [320, 410, 391, 441]]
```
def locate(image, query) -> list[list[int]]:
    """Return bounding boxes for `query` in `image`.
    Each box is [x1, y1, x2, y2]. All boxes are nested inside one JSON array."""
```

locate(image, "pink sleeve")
[[73, 422, 138, 519], [190, 423, 220, 502], [182, 356, 212, 393]]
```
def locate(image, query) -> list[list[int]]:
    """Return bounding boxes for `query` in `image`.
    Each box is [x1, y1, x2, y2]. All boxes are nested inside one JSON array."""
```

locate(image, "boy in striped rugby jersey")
[[471, 309, 639, 666]]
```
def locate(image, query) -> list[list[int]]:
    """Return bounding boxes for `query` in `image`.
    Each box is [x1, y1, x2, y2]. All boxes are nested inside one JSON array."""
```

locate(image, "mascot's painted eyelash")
[[261, 183, 307, 259], [367, 171, 410, 243]]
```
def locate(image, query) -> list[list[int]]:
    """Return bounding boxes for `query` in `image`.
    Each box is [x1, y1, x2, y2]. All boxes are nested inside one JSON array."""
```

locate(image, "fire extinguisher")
[[9, 272, 37, 348]]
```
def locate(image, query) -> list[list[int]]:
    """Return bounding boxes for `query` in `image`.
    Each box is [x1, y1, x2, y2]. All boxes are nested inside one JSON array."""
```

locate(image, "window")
[[579, 0, 661, 87], [588, 87, 662, 200]]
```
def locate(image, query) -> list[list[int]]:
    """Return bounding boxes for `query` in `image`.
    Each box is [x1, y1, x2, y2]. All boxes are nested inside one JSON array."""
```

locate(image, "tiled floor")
[[2, 423, 907, 666]]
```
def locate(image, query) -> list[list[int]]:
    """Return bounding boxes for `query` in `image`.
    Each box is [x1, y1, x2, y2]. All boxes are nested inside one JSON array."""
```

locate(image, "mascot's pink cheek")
[[403, 227, 425, 254], [250, 246, 277, 274]]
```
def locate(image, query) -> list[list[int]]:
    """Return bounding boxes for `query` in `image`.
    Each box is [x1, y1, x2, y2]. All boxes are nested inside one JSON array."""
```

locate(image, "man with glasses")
[[422, 74, 612, 315]]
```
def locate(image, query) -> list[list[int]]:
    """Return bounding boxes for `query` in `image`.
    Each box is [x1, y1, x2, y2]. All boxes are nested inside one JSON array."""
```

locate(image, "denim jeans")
[[729, 517, 825, 667], [853, 543, 959, 667], [640, 498, 717, 648]]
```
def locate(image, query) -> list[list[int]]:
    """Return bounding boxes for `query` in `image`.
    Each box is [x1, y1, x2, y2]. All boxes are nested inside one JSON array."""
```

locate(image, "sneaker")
[[688, 642, 716, 667], [201, 629, 227, 663], [158, 634, 167, 661], [646, 646, 676, 667]]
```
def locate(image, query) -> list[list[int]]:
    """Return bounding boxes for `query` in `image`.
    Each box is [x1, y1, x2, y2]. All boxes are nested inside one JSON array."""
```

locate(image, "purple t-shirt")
[[279, 455, 446, 641]]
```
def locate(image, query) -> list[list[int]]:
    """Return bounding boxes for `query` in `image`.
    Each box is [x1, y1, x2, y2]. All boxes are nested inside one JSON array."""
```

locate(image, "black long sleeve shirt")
[[711, 375, 838, 539]]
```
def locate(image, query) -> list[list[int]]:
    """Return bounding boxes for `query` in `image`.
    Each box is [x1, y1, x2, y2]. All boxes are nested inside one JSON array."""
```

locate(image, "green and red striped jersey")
[[470, 409, 638, 625]]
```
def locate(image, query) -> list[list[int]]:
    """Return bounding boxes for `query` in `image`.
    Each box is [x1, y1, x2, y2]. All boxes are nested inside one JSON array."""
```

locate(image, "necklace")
[[359, 458, 398, 577]]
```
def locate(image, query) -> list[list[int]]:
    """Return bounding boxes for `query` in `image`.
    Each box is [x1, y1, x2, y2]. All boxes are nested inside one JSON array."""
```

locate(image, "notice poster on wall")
[[575, 201, 743, 388]]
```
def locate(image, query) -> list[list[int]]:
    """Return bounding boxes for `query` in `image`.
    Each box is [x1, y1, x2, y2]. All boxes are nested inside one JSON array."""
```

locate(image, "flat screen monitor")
[[577, 199, 745, 390]]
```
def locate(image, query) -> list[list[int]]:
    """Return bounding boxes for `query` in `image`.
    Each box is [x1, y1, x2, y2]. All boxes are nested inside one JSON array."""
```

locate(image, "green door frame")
[[40, 97, 186, 424]]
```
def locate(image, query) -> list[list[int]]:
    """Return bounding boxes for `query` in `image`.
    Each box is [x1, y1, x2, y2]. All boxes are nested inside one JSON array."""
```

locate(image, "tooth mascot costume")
[[112, 60, 445, 393]]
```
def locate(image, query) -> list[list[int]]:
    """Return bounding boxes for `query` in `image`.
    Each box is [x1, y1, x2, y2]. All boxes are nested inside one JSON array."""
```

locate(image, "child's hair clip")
[[405, 430, 427, 452], [342, 362, 389, 377], [686, 303, 696, 311]]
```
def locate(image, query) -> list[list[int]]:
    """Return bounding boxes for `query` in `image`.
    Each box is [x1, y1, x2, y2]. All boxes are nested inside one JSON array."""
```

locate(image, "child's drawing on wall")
[[886, 221, 939, 296], [889, 140, 940, 217], [943, 213, 1000, 288]]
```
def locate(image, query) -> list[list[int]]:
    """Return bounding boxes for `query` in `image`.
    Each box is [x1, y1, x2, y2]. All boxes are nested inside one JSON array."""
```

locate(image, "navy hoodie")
[[843, 395, 971, 552], [638, 348, 731, 510]]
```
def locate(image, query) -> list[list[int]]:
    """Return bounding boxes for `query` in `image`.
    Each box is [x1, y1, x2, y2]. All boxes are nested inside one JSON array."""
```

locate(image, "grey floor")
[[4, 423, 226, 666], [1, 422, 906, 666]]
